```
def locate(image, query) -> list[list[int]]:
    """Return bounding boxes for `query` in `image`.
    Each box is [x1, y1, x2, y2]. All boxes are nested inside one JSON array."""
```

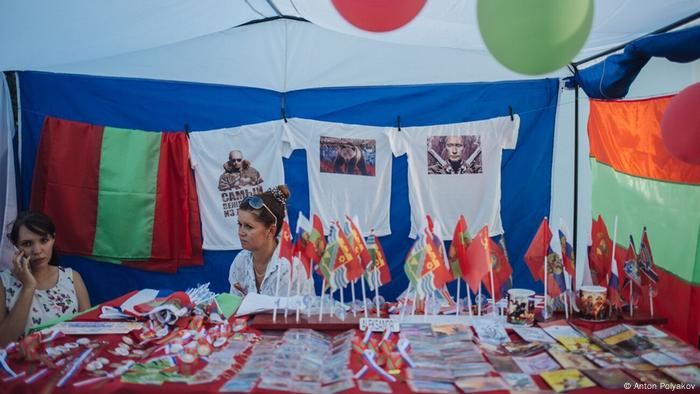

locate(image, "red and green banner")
[[31, 117, 203, 272], [589, 96, 700, 345]]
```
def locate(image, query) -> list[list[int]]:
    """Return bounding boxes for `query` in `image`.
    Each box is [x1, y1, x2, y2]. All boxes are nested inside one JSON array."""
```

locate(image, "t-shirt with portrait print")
[[285, 118, 393, 236], [189, 121, 292, 250], [390, 115, 520, 238]]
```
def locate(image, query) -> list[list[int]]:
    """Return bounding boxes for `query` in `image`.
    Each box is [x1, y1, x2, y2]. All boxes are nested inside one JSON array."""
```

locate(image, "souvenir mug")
[[578, 285, 608, 320], [506, 289, 535, 325]]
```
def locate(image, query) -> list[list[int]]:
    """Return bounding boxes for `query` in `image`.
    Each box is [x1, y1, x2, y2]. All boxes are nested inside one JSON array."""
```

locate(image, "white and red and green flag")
[[31, 117, 202, 272], [403, 236, 426, 295], [318, 233, 338, 289], [418, 227, 452, 296], [589, 96, 700, 344], [327, 222, 361, 291], [365, 232, 391, 290]]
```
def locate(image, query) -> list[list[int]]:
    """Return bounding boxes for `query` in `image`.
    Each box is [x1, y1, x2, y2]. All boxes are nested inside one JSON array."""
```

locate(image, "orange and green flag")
[[588, 96, 700, 344]]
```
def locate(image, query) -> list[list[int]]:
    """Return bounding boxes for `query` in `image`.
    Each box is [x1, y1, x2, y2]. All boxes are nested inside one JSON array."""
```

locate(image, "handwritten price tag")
[[359, 318, 400, 332]]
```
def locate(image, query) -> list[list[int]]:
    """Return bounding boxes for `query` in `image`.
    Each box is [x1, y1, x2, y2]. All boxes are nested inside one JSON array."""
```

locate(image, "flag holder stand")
[[571, 312, 667, 331], [250, 312, 365, 331]]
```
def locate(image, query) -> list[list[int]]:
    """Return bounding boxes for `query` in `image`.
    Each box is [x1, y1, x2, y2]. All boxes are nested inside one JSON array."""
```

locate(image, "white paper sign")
[[359, 318, 400, 332], [46, 321, 143, 335]]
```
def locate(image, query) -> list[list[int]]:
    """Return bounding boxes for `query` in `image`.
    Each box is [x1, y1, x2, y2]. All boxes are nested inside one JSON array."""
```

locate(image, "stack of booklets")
[[400, 322, 493, 393], [220, 329, 355, 393]]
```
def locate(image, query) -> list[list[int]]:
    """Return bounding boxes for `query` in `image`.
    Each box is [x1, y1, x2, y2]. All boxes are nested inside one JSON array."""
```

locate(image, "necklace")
[[253, 264, 266, 278]]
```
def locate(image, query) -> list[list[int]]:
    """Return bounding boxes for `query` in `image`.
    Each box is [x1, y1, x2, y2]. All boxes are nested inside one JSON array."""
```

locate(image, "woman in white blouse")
[[0, 211, 91, 346], [228, 185, 304, 297]]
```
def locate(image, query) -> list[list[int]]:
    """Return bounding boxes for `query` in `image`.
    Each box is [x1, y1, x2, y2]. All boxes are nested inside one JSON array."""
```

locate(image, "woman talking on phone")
[[228, 185, 305, 297], [0, 211, 90, 346]]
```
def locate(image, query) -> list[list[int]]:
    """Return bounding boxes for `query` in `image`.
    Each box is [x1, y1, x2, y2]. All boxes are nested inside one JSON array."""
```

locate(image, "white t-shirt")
[[390, 115, 520, 238], [189, 121, 292, 250], [286, 118, 393, 236]]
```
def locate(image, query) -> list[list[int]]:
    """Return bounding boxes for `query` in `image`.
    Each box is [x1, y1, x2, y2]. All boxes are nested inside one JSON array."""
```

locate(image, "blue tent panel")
[[18, 72, 557, 304]]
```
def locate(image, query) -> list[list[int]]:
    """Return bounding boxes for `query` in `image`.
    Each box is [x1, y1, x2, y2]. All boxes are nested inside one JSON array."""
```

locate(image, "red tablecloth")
[[0, 293, 694, 394]]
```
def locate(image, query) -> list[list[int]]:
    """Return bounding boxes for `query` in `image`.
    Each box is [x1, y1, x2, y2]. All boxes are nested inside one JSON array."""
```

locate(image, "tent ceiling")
[[2, 0, 700, 82]]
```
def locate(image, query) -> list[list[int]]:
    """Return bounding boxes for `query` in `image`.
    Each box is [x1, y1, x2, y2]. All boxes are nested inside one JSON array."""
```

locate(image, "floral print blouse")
[[228, 247, 310, 298], [0, 267, 78, 331]]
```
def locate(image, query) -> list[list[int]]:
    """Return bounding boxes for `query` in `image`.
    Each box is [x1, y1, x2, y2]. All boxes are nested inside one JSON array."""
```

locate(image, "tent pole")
[[572, 65, 580, 282]]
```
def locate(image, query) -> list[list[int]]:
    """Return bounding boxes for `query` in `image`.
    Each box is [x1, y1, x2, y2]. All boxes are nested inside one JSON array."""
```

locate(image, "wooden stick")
[[272, 262, 282, 323], [360, 274, 369, 319], [456, 278, 461, 316], [318, 278, 326, 322]]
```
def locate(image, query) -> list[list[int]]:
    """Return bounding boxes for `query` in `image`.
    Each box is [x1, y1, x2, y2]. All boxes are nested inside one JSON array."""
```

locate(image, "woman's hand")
[[12, 250, 37, 291]]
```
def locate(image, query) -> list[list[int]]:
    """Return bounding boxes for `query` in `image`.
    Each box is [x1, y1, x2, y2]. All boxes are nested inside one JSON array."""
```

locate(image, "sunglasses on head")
[[242, 196, 277, 228]]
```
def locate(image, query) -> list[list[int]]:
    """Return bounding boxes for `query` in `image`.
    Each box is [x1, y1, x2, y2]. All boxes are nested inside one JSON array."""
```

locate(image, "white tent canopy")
[[2, 0, 700, 287], [2, 0, 700, 76]]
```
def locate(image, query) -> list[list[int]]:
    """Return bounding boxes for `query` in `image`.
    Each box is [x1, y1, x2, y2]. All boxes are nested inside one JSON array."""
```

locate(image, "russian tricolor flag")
[[608, 250, 622, 308]]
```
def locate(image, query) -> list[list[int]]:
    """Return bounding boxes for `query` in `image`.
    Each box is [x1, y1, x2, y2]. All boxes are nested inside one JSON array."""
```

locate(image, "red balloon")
[[332, 0, 427, 32], [661, 83, 700, 165]]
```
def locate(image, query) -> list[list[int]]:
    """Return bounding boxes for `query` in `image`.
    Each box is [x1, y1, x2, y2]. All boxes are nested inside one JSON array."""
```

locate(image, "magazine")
[[548, 350, 596, 369], [454, 376, 510, 393], [583, 368, 632, 389], [593, 324, 654, 354], [486, 355, 522, 373], [512, 326, 556, 344], [473, 319, 510, 346], [541, 322, 599, 352], [661, 365, 700, 385], [640, 351, 686, 367], [631, 325, 667, 338], [540, 369, 597, 392], [512, 352, 561, 374], [500, 372, 540, 391], [626, 369, 677, 385], [661, 347, 700, 364], [584, 351, 626, 368]]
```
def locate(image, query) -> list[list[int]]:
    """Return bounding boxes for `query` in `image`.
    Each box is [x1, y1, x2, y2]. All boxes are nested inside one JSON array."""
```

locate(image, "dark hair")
[[239, 185, 290, 237], [8, 211, 60, 266]]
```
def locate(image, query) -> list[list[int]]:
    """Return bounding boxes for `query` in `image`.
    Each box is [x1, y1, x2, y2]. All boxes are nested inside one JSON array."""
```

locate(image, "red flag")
[[311, 215, 328, 277], [524, 218, 553, 281], [448, 215, 470, 279], [481, 236, 512, 301], [334, 223, 363, 282], [345, 215, 372, 269], [462, 226, 491, 293], [588, 215, 612, 286], [279, 219, 294, 280]]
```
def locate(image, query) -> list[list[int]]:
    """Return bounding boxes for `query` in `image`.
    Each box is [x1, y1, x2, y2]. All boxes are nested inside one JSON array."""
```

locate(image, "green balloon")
[[477, 0, 593, 75]]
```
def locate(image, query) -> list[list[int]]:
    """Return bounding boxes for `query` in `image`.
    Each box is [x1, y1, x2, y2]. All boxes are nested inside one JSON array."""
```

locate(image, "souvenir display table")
[[1, 291, 698, 394]]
